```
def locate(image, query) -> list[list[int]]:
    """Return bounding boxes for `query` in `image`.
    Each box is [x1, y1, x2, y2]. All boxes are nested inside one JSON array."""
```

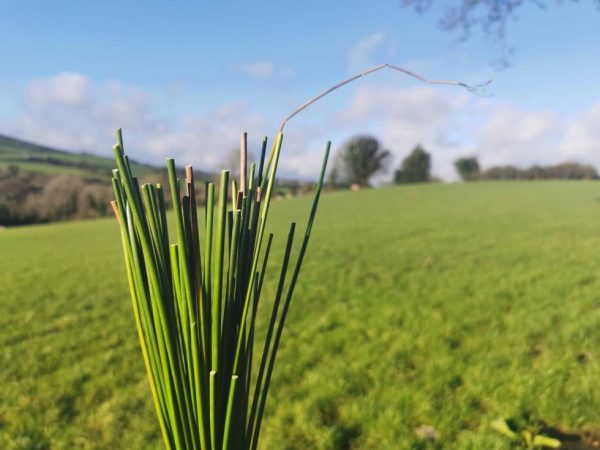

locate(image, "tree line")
[[2, 135, 598, 226], [330, 135, 598, 187], [0, 166, 114, 226], [454, 157, 598, 181]]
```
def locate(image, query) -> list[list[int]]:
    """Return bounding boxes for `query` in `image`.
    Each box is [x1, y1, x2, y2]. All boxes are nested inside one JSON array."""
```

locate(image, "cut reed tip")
[[240, 132, 248, 194], [185, 165, 194, 183], [110, 201, 121, 224]]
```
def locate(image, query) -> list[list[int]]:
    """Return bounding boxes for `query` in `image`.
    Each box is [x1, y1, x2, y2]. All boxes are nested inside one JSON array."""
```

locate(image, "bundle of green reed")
[[110, 64, 483, 450], [111, 129, 329, 450]]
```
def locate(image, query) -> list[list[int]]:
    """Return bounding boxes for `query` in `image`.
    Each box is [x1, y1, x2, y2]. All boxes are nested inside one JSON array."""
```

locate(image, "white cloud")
[[2, 72, 268, 170], [559, 103, 600, 162], [2, 72, 600, 182], [234, 61, 295, 82], [235, 60, 296, 80], [236, 61, 275, 79], [348, 31, 388, 70], [26, 72, 91, 108], [331, 84, 600, 181], [334, 84, 472, 180], [475, 106, 564, 168], [138, 104, 267, 169]]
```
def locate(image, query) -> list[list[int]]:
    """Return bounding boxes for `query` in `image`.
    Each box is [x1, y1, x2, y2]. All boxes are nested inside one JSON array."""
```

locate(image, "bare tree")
[[403, 0, 600, 65]]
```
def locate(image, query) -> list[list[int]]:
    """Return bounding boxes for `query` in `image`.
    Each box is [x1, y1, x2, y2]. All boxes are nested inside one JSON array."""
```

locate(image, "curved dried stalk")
[[279, 62, 491, 131], [112, 62, 480, 450]]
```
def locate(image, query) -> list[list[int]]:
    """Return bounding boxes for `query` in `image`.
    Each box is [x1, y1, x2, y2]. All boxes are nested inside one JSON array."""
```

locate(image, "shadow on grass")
[[544, 426, 600, 450]]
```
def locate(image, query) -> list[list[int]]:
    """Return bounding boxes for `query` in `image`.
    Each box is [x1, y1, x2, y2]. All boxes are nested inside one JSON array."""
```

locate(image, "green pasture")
[[0, 160, 95, 178], [0, 134, 158, 178], [2, 181, 600, 449]]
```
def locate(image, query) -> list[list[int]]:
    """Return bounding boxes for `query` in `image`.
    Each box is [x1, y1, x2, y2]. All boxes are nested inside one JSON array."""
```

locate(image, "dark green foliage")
[[454, 157, 480, 181], [111, 130, 329, 450], [0, 202, 12, 225], [480, 162, 598, 180], [394, 144, 431, 184], [333, 135, 391, 187]]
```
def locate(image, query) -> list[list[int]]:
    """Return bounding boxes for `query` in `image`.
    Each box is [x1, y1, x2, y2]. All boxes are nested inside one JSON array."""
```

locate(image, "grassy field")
[[0, 134, 159, 178], [0, 160, 95, 178], [2, 181, 600, 449]]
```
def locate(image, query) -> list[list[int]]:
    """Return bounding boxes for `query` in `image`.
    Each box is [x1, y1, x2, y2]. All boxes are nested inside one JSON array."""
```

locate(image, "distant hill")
[[0, 134, 161, 180], [0, 134, 222, 226]]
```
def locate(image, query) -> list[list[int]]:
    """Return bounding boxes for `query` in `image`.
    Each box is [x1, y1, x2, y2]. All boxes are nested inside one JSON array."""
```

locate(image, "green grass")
[[0, 134, 159, 178], [0, 160, 95, 178], [2, 181, 600, 449]]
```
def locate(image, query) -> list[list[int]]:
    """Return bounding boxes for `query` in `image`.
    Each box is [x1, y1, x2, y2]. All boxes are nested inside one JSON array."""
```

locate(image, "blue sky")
[[1, 0, 599, 179]]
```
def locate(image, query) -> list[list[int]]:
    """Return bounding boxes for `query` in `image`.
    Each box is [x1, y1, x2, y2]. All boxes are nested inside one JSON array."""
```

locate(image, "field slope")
[[0, 134, 159, 179], [2, 181, 600, 449]]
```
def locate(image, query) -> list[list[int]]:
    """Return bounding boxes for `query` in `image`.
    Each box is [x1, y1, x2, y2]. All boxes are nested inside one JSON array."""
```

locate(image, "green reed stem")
[[112, 130, 329, 450]]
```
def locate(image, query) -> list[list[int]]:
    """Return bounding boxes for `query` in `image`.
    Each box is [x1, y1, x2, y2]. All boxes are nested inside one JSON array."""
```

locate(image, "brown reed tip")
[[185, 165, 194, 183], [110, 201, 121, 225], [240, 132, 248, 194]]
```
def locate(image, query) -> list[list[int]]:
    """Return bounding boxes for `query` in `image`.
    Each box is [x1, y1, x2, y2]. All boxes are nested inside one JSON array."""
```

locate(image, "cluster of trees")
[[0, 166, 115, 226], [454, 157, 598, 181], [329, 136, 432, 187], [330, 135, 599, 187]]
